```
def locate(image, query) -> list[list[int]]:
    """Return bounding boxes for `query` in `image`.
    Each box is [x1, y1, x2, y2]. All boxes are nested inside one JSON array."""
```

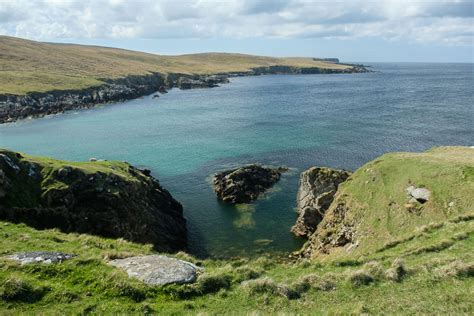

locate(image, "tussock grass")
[[241, 277, 299, 299], [347, 270, 374, 287], [434, 261, 474, 278], [0, 276, 45, 302]]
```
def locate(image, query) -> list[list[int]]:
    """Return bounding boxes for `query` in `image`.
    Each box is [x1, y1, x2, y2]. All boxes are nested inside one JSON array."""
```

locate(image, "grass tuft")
[[0, 277, 45, 302], [347, 270, 374, 287], [434, 261, 474, 279]]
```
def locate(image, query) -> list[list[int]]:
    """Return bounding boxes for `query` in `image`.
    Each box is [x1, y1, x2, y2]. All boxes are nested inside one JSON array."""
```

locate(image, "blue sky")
[[1, 0, 473, 62]]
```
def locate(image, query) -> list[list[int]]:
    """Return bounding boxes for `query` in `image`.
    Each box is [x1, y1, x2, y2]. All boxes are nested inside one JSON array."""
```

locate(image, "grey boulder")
[[406, 186, 431, 203], [108, 255, 201, 286]]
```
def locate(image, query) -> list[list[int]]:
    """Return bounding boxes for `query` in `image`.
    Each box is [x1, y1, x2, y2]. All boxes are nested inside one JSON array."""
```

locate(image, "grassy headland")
[[0, 147, 473, 313], [0, 36, 352, 95]]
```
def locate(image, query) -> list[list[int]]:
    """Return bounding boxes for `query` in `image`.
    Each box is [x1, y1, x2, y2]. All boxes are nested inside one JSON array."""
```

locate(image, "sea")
[[1, 62, 473, 257]]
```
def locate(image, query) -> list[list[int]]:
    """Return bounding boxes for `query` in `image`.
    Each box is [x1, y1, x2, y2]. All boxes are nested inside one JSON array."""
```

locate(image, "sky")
[[0, 0, 473, 62]]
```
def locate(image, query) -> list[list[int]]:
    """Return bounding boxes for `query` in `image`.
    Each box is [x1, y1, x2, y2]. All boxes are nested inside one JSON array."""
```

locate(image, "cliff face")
[[0, 149, 187, 252], [291, 167, 351, 239]]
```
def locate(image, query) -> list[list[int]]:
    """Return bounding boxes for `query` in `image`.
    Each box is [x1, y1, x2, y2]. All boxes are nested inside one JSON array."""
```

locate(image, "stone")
[[7, 251, 75, 265], [213, 164, 287, 204], [108, 255, 200, 286], [291, 167, 351, 239], [406, 186, 430, 203]]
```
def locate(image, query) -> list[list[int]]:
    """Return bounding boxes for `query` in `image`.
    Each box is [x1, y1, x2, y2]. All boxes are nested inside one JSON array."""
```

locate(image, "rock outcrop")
[[213, 165, 287, 204], [109, 255, 201, 286], [0, 149, 187, 252], [291, 167, 351, 239]]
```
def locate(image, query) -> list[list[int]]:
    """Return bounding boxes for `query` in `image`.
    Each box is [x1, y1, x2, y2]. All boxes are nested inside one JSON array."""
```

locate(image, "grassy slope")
[[0, 36, 351, 95], [307, 146, 474, 261], [1, 146, 473, 314], [0, 216, 472, 314]]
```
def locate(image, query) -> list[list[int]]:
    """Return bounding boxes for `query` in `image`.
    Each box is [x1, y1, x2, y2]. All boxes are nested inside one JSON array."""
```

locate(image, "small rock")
[[108, 255, 201, 286], [7, 251, 75, 265], [406, 186, 430, 204], [90, 157, 97, 162]]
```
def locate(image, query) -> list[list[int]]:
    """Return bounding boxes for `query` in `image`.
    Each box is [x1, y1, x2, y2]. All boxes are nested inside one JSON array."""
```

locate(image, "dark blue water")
[[1, 63, 473, 257]]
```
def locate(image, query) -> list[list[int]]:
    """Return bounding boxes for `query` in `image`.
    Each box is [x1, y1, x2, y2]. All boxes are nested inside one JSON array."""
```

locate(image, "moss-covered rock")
[[0, 149, 187, 252]]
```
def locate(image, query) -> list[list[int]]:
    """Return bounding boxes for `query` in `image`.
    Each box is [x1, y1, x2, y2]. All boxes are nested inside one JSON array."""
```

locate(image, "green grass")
[[1, 146, 473, 313], [0, 36, 353, 95], [0, 217, 472, 314]]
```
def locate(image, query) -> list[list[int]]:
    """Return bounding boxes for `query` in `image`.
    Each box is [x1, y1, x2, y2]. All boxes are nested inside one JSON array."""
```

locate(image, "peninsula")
[[0, 36, 368, 123]]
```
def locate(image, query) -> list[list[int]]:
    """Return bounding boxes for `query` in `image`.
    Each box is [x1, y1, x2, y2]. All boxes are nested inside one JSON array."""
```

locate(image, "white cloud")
[[0, 0, 472, 45]]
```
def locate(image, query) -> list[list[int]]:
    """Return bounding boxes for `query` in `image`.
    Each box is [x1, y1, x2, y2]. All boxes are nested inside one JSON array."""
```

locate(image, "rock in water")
[[109, 255, 200, 286], [0, 149, 187, 252], [7, 251, 75, 265], [291, 167, 351, 239], [213, 165, 287, 204]]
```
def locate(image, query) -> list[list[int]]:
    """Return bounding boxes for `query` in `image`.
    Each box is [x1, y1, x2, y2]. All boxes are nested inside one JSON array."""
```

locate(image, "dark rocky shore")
[[0, 149, 187, 252], [0, 65, 369, 124]]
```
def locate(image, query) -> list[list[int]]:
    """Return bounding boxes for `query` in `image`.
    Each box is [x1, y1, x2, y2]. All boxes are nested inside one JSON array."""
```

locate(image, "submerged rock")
[[213, 165, 287, 204], [0, 149, 187, 252], [291, 167, 351, 239], [7, 251, 75, 265], [109, 255, 200, 286]]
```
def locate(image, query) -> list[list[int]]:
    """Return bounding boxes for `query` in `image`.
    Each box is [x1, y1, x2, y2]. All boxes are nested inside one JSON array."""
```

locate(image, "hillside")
[[0, 36, 353, 95], [302, 146, 474, 261], [0, 147, 473, 313]]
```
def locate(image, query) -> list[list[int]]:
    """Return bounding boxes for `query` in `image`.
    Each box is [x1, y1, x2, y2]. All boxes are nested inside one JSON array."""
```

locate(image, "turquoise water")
[[1, 63, 473, 257]]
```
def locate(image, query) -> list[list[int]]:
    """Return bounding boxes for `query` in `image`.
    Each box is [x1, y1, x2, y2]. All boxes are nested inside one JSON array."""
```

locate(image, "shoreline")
[[0, 65, 370, 124]]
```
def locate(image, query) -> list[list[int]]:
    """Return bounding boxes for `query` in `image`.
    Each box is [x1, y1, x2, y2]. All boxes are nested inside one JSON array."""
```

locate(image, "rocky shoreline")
[[0, 65, 369, 124]]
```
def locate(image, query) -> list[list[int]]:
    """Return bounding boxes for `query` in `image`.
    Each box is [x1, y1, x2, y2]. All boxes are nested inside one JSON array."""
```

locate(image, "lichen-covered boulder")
[[109, 255, 201, 285]]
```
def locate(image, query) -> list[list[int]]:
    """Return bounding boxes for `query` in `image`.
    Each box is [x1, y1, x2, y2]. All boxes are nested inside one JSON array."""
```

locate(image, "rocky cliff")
[[0, 73, 230, 124], [291, 167, 351, 239], [0, 149, 187, 252]]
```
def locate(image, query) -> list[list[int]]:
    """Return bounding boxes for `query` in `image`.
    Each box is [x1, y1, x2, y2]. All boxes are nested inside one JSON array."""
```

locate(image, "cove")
[[0, 63, 473, 257]]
